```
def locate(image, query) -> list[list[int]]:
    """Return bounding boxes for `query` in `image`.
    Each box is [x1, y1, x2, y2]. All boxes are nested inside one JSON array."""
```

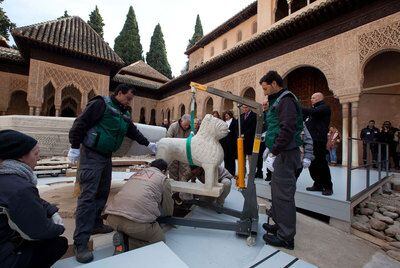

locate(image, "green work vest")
[[265, 90, 303, 150], [84, 96, 130, 155]]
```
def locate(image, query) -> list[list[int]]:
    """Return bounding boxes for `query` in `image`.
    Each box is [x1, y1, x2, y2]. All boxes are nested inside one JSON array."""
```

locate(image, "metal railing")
[[347, 138, 389, 201]]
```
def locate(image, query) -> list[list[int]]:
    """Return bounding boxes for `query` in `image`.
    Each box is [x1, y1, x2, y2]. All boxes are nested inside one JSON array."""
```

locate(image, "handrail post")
[[378, 144, 382, 180], [366, 142, 370, 187], [386, 143, 389, 177], [347, 137, 352, 201]]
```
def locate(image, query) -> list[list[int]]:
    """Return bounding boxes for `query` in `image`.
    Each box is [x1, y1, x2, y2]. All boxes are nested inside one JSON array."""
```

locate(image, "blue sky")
[[3, 0, 255, 76]]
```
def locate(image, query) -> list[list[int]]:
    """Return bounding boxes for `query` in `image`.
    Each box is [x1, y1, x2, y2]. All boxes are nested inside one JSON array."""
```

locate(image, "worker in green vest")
[[259, 71, 303, 250], [68, 84, 157, 263]]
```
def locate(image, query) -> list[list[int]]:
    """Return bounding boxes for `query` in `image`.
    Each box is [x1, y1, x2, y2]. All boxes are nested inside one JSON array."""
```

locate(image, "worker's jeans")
[[107, 214, 164, 250], [270, 148, 301, 242], [73, 146, 112, 247]]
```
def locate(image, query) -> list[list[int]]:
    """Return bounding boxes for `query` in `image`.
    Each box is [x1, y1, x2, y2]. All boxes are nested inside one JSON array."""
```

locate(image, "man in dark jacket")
[[302, 92, 333, 196], [240, 105, 257, 175], [260, 71, 303, 250], [68, 84, 157, 263], [0, 130, 67, 268], [360, 120, 380, 165], [220, 110, 238, 177]]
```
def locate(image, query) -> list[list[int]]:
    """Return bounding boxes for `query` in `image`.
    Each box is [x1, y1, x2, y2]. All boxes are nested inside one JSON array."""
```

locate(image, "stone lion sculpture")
[[156, 114, 229, 196]]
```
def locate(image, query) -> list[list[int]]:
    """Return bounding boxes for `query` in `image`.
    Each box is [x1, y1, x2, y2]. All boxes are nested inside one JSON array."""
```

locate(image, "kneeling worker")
[[0, 130, 68, 268], [104, 159, 173, 253]]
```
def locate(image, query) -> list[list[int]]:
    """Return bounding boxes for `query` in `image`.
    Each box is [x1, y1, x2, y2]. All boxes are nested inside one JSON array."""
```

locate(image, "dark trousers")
[[74, 146, 112, 247], [8, 237, 68, 268], [362, 143, 377, 164], [256, 142, 266, 177], [224, 153, 236, 177], [270, 148, 301, 242], [309, 141, 333, 190]]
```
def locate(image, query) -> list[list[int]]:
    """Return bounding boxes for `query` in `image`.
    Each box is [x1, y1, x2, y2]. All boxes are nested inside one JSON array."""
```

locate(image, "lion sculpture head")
[[196, 114, 229, 140]]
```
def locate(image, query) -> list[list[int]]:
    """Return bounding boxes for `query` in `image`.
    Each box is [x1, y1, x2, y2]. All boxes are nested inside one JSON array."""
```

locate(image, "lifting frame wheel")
[[157, 82, 264, 240]]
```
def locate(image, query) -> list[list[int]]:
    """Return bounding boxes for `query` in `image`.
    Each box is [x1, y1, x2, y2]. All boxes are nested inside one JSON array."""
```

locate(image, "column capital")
[[339, 93, 360, 104]]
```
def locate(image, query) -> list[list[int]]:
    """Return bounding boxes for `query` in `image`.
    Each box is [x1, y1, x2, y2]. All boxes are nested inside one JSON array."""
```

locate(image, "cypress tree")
[[187, 14, 203, 50], [0, 0, 15, 40], [146, 23, 172, 79], [88, 5, 105, 38], [114, 6, 143, 64]]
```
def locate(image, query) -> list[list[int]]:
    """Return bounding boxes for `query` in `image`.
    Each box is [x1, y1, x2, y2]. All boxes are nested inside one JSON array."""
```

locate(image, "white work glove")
[[52, 212, 64, 226], [147, 142, 157, 154], [262, 147, 270, 161], [67, 148, 80, 164], [265, 154, 276, 172], [302, 158, 312, 169]]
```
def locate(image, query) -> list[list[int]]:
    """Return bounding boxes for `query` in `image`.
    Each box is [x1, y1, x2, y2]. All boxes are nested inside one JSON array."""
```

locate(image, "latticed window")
[[237, 30, 242, 42], [252, 21, 257, 34]]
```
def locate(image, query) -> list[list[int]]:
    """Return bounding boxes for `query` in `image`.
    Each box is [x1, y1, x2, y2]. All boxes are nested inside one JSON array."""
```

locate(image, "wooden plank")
[[351, 228, 392, 249]]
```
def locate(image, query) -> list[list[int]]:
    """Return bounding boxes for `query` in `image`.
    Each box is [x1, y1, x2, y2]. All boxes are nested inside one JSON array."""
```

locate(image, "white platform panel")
[[256, 166, 393, 221]]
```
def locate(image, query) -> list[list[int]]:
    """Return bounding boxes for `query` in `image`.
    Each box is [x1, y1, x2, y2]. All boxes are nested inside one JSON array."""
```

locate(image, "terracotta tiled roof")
[[119, 60, 170, 83], [113, 74, 163, 90], [185, 1, 257, 55], [12, 16, 124, 66], [0, 47, 25, 64]]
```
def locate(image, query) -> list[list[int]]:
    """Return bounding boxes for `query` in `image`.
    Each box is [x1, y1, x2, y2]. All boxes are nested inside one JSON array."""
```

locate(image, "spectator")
[[394, 128, 400, 169], [378, 123, 393, 169], [256, 100, 268, 179], [220, 111, 238, 177], [167, 114, 192, 182], [327, 126, 341, 165], [360, 120, 379, 165], [212, 111, 221, 119], [384, 121, 400, 169], [302, 92, 333, 196], [240, 105, 257, 165], [0, 130, 68, 268], [161, 118, 170, 130]]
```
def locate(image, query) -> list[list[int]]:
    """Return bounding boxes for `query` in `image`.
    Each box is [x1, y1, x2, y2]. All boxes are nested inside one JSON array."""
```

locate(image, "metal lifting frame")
[[158, 83, 264, 239]]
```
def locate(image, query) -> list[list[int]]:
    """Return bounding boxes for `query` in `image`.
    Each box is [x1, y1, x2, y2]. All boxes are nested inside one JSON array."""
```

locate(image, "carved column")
[[342, 103, 350, 166], [29, 106, 35, 115], [55, 108, 60, 117], [34, 106, 41, 116], [351, 101, 359, 166]]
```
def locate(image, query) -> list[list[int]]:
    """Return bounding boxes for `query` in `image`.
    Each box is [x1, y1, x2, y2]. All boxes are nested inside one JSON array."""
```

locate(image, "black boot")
[[92, 224, 113, 235], [263, 233, 294, 250], [262, 223, 278, 235], [74, 244, 94, 263], [306, 184, 323, 192], [322, 188, 333, 196]]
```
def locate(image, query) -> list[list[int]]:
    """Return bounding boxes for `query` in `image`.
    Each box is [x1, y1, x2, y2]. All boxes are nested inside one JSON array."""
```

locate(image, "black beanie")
[[0, 130, 38, 160]]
